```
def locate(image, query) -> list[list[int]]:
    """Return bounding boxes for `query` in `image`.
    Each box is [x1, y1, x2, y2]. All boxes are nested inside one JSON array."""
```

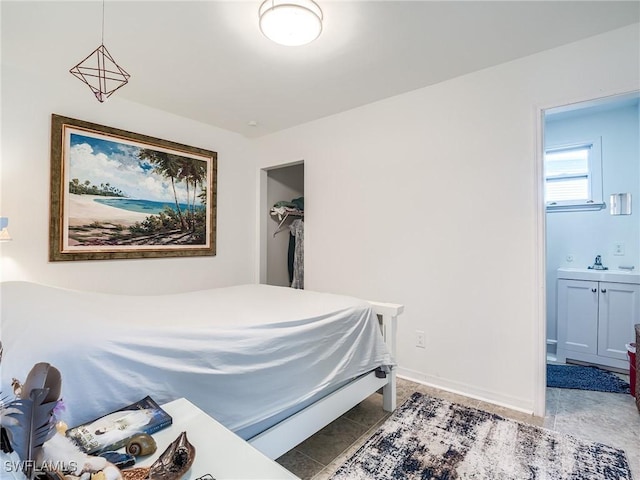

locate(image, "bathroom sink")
[[557, 267, 640, 284]]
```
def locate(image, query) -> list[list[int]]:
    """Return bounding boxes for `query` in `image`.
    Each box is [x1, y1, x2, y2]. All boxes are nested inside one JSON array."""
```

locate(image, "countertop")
[[557, 267, 640, 284]]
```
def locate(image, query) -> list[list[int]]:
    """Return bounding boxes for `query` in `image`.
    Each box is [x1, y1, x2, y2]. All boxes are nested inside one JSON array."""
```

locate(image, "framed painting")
[[49, 114, 217, 261]]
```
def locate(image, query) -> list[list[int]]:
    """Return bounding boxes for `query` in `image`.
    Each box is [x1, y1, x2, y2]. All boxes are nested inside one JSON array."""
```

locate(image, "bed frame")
[[248, 301, 404, 459]]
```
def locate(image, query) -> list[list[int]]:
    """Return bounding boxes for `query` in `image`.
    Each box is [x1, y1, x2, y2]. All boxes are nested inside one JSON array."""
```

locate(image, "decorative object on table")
[[2, 362, 61, 479], [69, 0, 130, 102], [121, 468, 151, 480], [330, 392, 633, 480], [126, 433, 157, 457], [98, 451, 136, 469], [39, 434, 117, 478], [149, 432, 195, 480], [11, 378, 23, 397], [546, 364, 630, 394], [49, 114, 217, 262], [121, 432, 195, 480], [1, 361, 120, 480], [66, 396, 172, 455]]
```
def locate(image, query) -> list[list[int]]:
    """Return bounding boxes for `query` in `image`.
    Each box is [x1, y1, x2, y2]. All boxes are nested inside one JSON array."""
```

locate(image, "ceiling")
[[2, 1, 639, 138]]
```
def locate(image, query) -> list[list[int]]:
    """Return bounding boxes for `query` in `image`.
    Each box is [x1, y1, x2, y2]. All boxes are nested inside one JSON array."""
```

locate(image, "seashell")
[[148, 432, 195, 480], [126, 434, 157, 457]]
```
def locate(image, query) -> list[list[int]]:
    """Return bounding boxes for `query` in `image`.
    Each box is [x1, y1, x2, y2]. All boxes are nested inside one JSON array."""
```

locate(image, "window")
[[544, 138, 603, 212]]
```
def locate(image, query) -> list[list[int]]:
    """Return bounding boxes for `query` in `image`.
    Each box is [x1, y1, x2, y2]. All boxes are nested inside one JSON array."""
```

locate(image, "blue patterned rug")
[[330, 392, 632, 480], [547, 364, 630, 393]]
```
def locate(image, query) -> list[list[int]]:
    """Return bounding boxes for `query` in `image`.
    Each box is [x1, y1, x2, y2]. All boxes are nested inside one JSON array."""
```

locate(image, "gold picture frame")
[[49, 114, 217, 261]]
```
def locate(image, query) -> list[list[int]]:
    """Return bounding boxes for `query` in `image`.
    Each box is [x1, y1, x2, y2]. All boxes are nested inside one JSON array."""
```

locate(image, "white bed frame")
[[248, 301, 404, 459]]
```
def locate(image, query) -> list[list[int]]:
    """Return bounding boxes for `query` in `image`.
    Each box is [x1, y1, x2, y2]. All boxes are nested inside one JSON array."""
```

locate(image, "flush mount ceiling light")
[[259, 0, 323, 46], [70, 0, 130, 102]]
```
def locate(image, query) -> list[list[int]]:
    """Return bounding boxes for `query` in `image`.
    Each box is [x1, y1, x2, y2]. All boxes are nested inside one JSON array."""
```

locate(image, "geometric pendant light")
[[70, 44, 130, 102], [70, 1, 130, 102]]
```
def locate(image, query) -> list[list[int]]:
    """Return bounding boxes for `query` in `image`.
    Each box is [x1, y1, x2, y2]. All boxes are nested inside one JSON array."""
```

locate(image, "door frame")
[[533, 87, 640, 417], [257, 160, 305, 285]]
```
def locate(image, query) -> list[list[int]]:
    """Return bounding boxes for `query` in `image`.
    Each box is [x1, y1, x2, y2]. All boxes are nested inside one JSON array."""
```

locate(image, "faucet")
[[588, 255, 608, 270]]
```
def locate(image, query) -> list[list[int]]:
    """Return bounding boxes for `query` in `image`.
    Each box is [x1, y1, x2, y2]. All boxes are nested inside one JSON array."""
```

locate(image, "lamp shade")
[[259, 0, 323, 46], [0, 217, 11, 241]]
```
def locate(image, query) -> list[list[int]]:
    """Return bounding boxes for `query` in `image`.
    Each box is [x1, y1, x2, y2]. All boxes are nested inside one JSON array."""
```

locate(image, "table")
[[134, 398, 299, 480]]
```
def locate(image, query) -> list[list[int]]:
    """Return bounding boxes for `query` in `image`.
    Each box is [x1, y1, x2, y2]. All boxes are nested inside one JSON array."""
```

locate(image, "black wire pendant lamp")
[[70, 0, 130, 102]]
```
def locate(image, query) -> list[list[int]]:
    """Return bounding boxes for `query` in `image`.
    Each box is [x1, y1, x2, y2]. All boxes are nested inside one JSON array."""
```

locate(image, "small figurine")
[[10, 378, 22, 398], [126, 434, 157, 457]]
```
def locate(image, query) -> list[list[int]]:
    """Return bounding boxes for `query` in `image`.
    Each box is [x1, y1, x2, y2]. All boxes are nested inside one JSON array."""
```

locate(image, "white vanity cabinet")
[[557, 268, 640, 370]]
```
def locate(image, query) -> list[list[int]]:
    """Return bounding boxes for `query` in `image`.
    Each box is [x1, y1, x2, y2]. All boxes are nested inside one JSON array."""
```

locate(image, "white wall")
[[252, 25, 640, 413], [0, 64, 255, 294], [545, 103, 640, 349]]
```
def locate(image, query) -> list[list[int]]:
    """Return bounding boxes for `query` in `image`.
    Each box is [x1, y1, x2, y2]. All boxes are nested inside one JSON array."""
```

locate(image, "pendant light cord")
[[101, 0, 105, 45]]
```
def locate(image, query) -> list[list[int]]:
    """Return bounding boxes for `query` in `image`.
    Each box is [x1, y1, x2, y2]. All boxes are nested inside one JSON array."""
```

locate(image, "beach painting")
[[50, 115, 217, 261]]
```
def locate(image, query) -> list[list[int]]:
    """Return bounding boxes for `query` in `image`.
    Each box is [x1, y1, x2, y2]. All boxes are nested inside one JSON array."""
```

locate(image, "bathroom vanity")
[[557, 267, 640, 370]]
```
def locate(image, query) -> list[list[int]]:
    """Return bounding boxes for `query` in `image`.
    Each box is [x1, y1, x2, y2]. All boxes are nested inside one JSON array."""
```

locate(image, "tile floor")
[[276, 376, 640, 479]]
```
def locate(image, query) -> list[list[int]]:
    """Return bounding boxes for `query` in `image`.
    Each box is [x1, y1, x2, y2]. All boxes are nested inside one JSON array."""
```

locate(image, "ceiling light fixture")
[[70, 0, 130, 102], [259, 0, 323, 47]]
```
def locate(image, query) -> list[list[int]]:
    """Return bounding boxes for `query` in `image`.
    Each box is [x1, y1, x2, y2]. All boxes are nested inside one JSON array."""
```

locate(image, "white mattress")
[[0, 282, 393, 436]]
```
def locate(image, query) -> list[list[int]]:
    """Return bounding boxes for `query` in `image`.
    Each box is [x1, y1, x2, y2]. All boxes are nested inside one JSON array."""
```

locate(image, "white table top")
[[134, 398, 299, 480]]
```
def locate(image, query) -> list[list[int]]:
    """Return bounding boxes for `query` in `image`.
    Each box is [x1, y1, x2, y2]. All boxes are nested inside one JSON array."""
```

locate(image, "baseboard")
[[396, 367, 535, 416]]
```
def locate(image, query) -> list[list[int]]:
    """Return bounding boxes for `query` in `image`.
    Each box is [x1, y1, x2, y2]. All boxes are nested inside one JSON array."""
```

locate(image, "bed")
[[0, 281, 402, 459]]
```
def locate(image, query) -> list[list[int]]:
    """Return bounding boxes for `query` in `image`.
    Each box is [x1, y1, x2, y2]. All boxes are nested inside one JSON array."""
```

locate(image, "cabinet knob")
[[601, 288, 607, 293], [591, 288, 597, 293]]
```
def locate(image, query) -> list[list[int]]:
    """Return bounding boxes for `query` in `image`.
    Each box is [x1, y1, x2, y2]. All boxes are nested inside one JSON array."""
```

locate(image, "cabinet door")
[[597, 282, 640, 360], [557, 279, 599, 355]]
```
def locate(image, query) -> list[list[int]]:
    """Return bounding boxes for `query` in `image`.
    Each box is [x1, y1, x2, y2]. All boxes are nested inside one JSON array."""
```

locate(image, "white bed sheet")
[[0, 282, 393, 437]]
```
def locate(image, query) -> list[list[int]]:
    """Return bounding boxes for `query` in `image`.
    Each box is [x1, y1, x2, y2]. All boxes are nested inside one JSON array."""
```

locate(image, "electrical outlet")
[[416, 330, 425, 349], [614, 242, 625, 256], [566, 254, 574, 263]]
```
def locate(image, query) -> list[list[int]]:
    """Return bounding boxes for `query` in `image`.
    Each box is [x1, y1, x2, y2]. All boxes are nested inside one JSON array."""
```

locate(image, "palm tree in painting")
[[178, 159, 207, 230], [138, 149, 188, 230], [179, 159, 194, 229]]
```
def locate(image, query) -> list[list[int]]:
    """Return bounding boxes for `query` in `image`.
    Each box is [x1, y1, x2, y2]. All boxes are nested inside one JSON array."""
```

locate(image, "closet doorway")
[[259, 161, 305, 287]]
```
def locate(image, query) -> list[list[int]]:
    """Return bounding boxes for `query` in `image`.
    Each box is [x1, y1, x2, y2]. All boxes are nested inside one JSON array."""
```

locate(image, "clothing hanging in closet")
[[289, 219, 304, 289]]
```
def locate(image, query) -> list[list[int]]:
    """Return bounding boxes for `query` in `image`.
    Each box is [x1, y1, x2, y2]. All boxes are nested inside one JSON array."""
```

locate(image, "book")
[[66, 396, 173, 454]]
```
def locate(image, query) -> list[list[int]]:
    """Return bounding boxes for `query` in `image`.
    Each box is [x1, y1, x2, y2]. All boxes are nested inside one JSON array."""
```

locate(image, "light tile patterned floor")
[[276, 376, 640, 479]]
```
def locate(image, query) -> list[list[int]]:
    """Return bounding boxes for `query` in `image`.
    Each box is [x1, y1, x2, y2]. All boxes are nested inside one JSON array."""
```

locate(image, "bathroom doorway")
[[541, 91, 639, 387], [544, 92, 640, 364]]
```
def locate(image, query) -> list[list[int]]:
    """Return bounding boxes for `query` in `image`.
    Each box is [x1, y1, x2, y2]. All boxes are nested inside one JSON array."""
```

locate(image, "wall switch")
[[416, 330, 425, 349], [613, 242, 625, 256]]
